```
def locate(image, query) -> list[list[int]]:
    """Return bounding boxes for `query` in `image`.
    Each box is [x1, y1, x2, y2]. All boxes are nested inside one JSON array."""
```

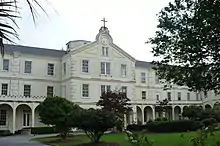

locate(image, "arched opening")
[[16, 104, 32, 130], [213, 102, 220, 111], [136, 106, 142, 125], [205, 104, 212, 109], [0, 104, 13, 132], [126, 108, 133, 125], [174, 106, 181, 120], [34, 105, 44, 127], [144, 106, 153, 123]]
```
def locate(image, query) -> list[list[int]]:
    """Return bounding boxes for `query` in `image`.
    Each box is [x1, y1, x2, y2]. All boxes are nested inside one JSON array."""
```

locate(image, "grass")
[[34, 131, 220, 146]]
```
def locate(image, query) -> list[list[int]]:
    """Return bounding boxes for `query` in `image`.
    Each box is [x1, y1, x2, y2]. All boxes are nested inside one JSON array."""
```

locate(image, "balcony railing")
[[0, 95, 46, 102], [132, 99, 203, 105]]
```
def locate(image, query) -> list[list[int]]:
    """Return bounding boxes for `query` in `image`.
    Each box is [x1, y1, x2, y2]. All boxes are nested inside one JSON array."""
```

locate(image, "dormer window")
[[102, 46, 108, 56]]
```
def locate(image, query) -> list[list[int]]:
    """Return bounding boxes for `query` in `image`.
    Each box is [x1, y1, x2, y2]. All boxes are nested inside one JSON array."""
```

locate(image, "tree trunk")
[[92, 132, 103, 143]]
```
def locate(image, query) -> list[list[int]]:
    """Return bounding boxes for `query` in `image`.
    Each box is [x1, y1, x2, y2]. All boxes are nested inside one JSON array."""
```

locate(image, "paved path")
[[0, 135, 50, 146]]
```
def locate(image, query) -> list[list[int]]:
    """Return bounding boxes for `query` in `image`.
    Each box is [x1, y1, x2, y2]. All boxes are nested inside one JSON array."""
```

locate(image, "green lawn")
[[34, 131, 220, 146]]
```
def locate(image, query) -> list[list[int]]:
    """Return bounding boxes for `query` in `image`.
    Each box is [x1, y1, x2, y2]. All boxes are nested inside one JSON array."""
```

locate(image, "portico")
[[0, 95, 45, 133]]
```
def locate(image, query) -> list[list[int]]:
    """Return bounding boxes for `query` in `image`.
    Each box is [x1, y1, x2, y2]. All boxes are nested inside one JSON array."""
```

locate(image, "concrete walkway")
[[0, 135, 51, 146]]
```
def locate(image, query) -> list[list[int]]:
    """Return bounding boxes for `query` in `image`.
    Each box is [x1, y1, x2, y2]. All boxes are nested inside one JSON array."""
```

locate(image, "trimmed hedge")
[[0, 130, 12, 136], [127, 120, 203, 133], [23, 126, 58, 134]]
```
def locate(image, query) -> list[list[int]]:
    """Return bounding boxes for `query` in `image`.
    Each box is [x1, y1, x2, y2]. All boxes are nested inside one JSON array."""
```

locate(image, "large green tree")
[[38, 96, 81, 139], [75, 108, 116, 143], [0, 0, 46, 55], [148, 0, 220, 94]]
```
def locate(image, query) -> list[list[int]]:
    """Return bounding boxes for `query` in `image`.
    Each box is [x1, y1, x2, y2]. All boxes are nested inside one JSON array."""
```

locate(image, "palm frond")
[[0, 0, 48, 57]]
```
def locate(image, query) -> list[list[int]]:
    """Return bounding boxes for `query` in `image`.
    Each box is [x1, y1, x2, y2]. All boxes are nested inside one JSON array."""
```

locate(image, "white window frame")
[[167, 92, 171, 101], [82, 84, 89, 97], [102, 46, 109, 56], [63, 62, 66, 76], [142, 91, 146, 99], [121, 86, 127, 95], [82, 60, 89, 73], [101, 85, 111, 94], [24, 85, 31, 97], [121, 64, 127, 77], [101, 62, 110, 75], [178, 92, 181, 101], [141, 72, 146, 83], [0, 110, 7, 126], [62, 85, 66, 98], [3, 59, 9, 71], [187, 92, 190, 101], [155, 72, 160, 84], [196, 93, 200, 100], [24, 61, 32, 74], [1, 83, 8, 96], [47, 86, 54, 97], [47, 63, 54, 76], [156, 94, 160, 101]]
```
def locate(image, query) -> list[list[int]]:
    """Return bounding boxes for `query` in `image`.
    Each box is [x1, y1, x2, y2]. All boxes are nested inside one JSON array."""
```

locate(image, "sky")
[[15, 0, 172, 62]]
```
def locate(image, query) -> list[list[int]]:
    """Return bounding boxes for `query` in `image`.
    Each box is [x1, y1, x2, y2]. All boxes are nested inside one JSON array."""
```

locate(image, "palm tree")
[[0, 0, 47, 56]]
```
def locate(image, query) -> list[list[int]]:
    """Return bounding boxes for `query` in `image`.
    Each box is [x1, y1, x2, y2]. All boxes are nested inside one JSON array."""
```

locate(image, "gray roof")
[[135, 60, 154, 68], [4, 44, 66, 57], [4, 44, 153, 68]]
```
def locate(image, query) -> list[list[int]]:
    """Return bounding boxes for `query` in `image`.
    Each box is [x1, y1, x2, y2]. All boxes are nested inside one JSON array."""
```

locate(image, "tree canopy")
[[38, 96, 81, 139], [97, 91, 131, 118], [148, 0, 220, 94], [75, 108, 117, 143]]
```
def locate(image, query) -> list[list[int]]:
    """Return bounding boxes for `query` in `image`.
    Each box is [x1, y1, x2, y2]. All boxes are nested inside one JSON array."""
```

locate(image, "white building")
[[0, 25, 219, 133]]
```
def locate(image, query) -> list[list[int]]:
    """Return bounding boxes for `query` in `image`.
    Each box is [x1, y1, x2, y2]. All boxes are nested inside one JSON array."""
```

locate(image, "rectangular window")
[[63, 62, 66, 75], [122, 86, 127, 95], [24, 85, 31, 97], [62, 85, 66, 98], [156, 94, 160, 100], [0, 110, 7, 126], [82, 60, 89, 73], [102, 46, 108, 56], [178, 92, 181, 101], [167, 92, 171, 101], [3, 59, 9, 71], [24, 61, 32, 73], [47, 86, 54, 97], [101, 62, 110, 75], [142, 91, 146, 99], [82, 84, 89, 97], [155, 72, 160, 84], [121, 64, 127, 76], [47, 63, 54, 76], [101, 85, 111, 94], [1, 84, 8, 96], [141, 72, 146, 83], [187, 92, 190, 101], [196, 93, 200, 100]]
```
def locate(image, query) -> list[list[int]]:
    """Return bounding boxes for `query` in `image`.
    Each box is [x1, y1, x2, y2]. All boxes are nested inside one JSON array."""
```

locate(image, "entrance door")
[[23, 110, 30, 127]]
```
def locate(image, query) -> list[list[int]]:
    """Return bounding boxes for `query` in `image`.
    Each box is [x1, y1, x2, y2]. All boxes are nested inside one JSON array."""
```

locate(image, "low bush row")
[[127, 120, 204, 133], [17, 126, 59, 134], [0, 130, 13, 136]]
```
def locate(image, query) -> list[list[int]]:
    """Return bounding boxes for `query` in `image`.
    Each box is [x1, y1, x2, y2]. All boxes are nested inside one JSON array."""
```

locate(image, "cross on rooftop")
[[101, 18, 107, 27]]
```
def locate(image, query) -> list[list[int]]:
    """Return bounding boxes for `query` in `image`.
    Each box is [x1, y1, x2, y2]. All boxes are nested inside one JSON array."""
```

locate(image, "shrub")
[[0, 130, 12, 136], [29, 126, 58, 134], [154, 118, 162, 121], [127, 124, 145, 131], [127, 120, 203, 133], [202, 118, 217, 127]]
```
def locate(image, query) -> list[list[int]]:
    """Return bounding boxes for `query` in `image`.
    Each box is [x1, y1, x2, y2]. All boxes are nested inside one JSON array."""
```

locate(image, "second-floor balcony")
[[0, 95, 46, 103], [133, 99, 203, 105]]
